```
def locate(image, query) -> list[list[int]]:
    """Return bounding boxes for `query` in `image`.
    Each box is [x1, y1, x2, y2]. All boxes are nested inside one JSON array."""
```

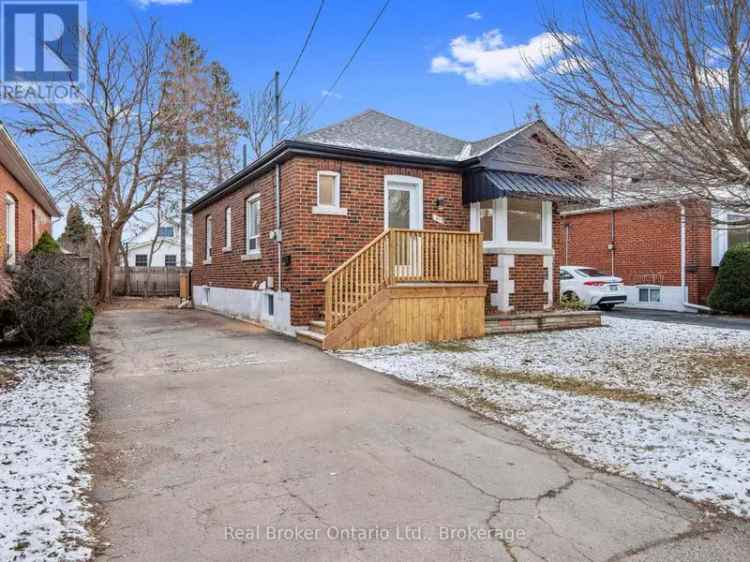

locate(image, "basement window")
[[638, 286, 661, 304]]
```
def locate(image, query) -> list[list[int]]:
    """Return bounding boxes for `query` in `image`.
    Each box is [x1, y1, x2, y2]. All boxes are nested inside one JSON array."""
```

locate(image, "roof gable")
[[478, 121, 590, 178]]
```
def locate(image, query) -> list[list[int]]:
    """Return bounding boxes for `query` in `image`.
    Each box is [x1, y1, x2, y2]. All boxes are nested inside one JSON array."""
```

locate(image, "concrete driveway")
[[91, 307, 749, 561], [608, 307, 750, 331]]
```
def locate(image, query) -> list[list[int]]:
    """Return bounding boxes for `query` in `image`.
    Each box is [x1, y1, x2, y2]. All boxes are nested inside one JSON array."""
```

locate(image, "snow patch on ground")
[[0, 349, 94, 561], [336, 316, 750, 518]]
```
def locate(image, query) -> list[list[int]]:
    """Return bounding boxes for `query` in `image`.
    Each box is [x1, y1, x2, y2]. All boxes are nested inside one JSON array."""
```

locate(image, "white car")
[[560, 266, 627, 311]]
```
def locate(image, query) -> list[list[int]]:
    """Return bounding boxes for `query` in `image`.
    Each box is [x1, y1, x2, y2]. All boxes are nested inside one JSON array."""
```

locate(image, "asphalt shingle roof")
[[297, 109, 531, 161]]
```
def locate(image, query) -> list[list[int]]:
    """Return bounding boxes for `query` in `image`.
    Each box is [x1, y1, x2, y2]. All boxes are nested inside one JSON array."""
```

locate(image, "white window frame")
[[4, 194, 15, 265], [712, 209, 750, 266], [223, 206, 232, 251], [312, 171, 347, 216], [244, 193, 261, 259], [204, 215, 213, 264], [470, 197, 552, 253], [384, 175, 424, 230], [638, 285, 661, 304]]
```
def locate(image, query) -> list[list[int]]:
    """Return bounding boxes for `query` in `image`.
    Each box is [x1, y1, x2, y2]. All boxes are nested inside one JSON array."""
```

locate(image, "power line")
[[304, 0, 391, 129], [281, 0, 326, 94]]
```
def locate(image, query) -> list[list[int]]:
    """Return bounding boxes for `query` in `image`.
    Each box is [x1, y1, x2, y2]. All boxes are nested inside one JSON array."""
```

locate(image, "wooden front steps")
[[296, 282, 486, 351]]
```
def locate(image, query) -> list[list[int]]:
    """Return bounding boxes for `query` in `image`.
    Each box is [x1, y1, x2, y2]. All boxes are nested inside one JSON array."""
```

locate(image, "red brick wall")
[[192, 154, 563, 326], [192, 156, 469, 326], [684, 201, 715, 304], [191, 168, 278, 290], [286, 157, 468, 325], [510, 255, 546, 311], [0, 164, 52, 262], [483, 253, 498, 314], [562, 202, 716, 304]]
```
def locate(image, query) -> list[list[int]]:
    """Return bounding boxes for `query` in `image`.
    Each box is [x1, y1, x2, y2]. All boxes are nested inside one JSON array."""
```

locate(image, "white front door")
[[385, 176, 423, 277]]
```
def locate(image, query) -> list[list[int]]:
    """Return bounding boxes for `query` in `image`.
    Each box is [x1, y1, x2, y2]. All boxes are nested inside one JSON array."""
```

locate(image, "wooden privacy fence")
[[113, 266, 191, 296], [324, 229, 483, 331]]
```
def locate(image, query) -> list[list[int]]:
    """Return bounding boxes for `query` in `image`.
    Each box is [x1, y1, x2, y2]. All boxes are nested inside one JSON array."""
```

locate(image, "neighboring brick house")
[[186, 110, 593, 337], [0, 124, 61, 280], [562, 197, 747, 312]]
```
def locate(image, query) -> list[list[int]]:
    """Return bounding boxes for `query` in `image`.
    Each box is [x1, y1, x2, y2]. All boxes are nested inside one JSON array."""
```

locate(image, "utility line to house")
[[303, 0, 391, 130], [281, 0, 326, 94]]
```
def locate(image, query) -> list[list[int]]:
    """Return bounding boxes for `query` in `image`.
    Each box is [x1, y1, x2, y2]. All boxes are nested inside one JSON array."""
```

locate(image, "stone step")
[[309, 320, 326, 335], [296, 328, 325, 349]]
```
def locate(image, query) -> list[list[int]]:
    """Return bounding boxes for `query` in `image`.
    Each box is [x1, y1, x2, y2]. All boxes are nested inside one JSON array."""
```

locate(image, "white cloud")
[[466, 11, 482, 20], [430, 29, 578, 84], [321, 90, 342, 100], [134, 0, 192, 8]]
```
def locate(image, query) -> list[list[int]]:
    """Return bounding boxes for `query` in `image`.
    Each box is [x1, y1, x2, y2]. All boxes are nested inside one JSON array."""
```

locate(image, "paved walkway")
[[91, 307, 749, 561]]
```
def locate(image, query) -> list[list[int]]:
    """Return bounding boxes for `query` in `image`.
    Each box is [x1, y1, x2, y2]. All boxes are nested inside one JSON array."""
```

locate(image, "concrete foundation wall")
[[620, 285, 694, 313], [193, 285, 293, 335]]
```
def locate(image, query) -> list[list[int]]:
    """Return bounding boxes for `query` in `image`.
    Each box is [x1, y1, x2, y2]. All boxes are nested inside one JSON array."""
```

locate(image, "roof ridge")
[[362, 109, 468, 144]]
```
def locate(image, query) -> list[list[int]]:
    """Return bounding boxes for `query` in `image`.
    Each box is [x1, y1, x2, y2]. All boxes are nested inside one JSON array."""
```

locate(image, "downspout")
[[610, 210, 616, 277], [679, 202, 712, 313], [275, 163, 282, 292]]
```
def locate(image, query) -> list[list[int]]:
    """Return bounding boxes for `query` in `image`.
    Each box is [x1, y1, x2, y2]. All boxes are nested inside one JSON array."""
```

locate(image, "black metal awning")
[[463, 169, 596, 205]]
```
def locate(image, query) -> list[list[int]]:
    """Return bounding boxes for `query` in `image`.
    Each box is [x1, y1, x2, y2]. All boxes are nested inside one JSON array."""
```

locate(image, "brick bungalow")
[[0, 124, 61, 280], [562, 196, 748, 312], [186, 110, 594, 344]]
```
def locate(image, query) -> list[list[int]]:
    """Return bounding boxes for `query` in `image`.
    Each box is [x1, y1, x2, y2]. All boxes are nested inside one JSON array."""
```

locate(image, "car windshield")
[[576, 268, 607, 277]]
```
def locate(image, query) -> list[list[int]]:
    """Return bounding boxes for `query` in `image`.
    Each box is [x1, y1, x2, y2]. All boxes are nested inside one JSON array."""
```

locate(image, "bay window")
[[471, 197, 552, 250], [727, 214, 750, 249], [479, 199, 494, 241], [507, 198, 543, 243]]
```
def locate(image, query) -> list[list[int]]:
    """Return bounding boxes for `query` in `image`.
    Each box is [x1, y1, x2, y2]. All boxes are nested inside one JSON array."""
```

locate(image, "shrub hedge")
[[708, 242, 750, 315]]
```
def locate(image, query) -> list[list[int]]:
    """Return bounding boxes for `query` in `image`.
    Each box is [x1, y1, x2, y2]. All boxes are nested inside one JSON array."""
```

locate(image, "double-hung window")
[[205, 215, 213, 263], [135, 254, 148, 267], [224, 207, 232, 250], [471, 197, 551, 250], [245, 194, 261, 256]]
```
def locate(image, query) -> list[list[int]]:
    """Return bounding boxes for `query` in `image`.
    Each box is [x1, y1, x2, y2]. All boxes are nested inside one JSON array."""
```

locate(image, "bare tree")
[[10, 22, 177, 302], [536, 0, 750, 221], [242, 84, 310, 159]]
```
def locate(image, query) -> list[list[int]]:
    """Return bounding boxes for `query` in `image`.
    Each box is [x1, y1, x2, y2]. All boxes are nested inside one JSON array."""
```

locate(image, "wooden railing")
[[324, 229, 483, 331]]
